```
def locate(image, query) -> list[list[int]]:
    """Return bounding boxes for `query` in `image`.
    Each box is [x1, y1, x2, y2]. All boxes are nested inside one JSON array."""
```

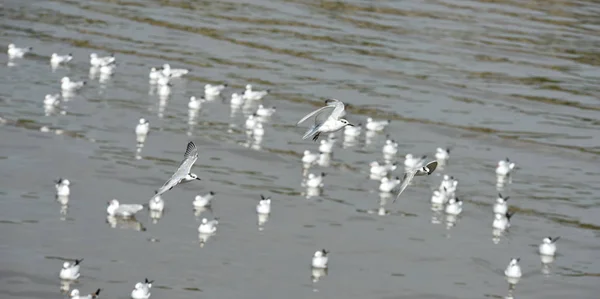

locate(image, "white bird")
[[439, 175, 458, 195], [494, 193, 510, 215], [148, 195, 164, 212], [504, 258, 522, 278], [156, 73, 170, 86], [493, 211, 515, 230], [243, 84, 269, 101], [256, 104, 276, 117], [152, 141, 201, 198], [55, 178, 71, 197], [394, 159, 438, 202], [135, 118, 149, 139], [319, 138, 336, 154], [188, 96, 204, 110], [380, 176, 401, 193], [306, 172, 325, 188], [365, 117, 390, 132], [7, 43, 32, 58], [297, 99, 354, 141], [230, 93, 244, 106], [253, 123, 265, 137], [59, 259, 83, 280], [302, 150, 319, 167], [131, 279, 153, 299], [70, 288, 101, 299], [245, 114, 258, 130], [99, 63, 116, 75], [382, 139, 398, 156], [539, 236, 560, 256], [370, 161, 397, 178], [61, 77, 86, 91], [435, 147, 450, 162], [149, 67, 162, 81], [106, 199, 144, 217], [89, 53, 115, 67], [431, 189, 449, 205], [157, 83, 171, 97], [343, 123, 362, 138], [496, 158, 516, 177], [198, 218, 219, 234], [51, 53, 73, 65], [44, 94, 60, 106], [193, 191, 215, 208], [204, 83, 227, 97], [445, 197, 463, 215], [256, 194, 271, 214], [312, 249, 329, 268], [404, 154, 423, 170], [161, 63, 189, 78]]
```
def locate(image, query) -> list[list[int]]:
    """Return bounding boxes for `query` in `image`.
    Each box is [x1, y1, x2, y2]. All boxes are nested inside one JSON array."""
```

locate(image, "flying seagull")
[[152, 141, 201, 198]]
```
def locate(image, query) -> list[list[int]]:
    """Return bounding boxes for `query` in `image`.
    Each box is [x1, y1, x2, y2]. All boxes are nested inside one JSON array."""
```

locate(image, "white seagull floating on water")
[[161, 63, 189, 78], [198, 218, 219, 234], [131, 279, 153, 299], [365, 117, 390, 132], [8, 43, 32, 58], [61, 77, 87, 91], [504, 258, 522, 278], [296, 99, 354, 141], [193, 191, 215, 208], [70, 288, 101, 299], [256, 194, 271, 214], [51, 53, 73, 65], [243, 84, 269, 101], [59, 258, 83, 280], [539, 236, 560, 256], [312, 249, 329, 268], [55, 178, 71, 197], [148, 195, 164, 212], [89, 53, 115, 67], [44, 94, 60, 107], [107, 199, 144, 218], [493, 193, 509, 215], [204, 83, 227, 97]]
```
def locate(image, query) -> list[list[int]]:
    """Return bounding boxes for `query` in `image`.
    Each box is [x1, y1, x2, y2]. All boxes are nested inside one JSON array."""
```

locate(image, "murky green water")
[[1, 0, 599, 298]]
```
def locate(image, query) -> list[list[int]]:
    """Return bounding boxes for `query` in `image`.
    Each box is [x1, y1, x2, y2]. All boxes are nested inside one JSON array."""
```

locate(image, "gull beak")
[[196, 177, 201, 180], [347, 123, 355, 127]]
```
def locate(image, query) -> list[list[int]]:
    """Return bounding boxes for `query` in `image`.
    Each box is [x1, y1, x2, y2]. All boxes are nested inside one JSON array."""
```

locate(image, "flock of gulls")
[[8, 43, 561, 299]]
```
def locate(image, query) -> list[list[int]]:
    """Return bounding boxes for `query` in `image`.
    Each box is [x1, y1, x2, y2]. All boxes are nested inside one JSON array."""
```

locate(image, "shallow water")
[[1, 0, 600, 298]]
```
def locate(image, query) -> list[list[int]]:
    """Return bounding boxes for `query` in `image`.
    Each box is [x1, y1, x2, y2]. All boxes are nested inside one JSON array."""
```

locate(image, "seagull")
[[193, 191, 215, 208], [302, 150, 319, 168], [256, 194, 271, 214], [312, 249, 329, 268], [393, 158, 438, 202], [504, 258, 522, 278], [152, 141, 201, 198], [61, 77, 86, 91], [188, 96, 204, 110], [204, 83, 227, 97], [306, 172, 326, 188], [493, 193, 509, 215], [370, 161, 397, 178], [445, 197, 463, 215], [382, 139, 398, 156], [89, 53, 115, 67], [296, 99, 354, 142], [380, 176, 401, 193], [319, 138, 336, 154], [435, 147, 450, 162], [493, 211, 515, 230], [243, 84, 269, 101], [44, 94, 61, 107], [365, 117, 390, 132], [256, 104, 276, 117], [148, 195, 164, 212], [149, 67, 162, 81], [51, 53, 73, 65], [230, 92, 245, 107], [55, 178, 71, 197], [198, 218, 219, 234], [496, 158, 516, 177], [7, 43, 32, 58], [131, 279, 152, 299], [70, 288, 101, 299], [161, 63, 189, 78], [344, 123, 362, 139], [135, 118, 149, 140], [107, 199, 144, 218], [59, 259, 83, 280], [539, 236, 560, 256], [431, 188, 449, 205]]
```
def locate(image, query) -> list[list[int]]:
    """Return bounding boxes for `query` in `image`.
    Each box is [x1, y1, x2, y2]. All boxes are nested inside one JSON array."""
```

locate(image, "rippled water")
[[1, 0, 600, 298]]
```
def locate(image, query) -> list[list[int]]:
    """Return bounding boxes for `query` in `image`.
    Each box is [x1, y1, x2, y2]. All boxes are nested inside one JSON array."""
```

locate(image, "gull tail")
[[302, 125, 320, 140]]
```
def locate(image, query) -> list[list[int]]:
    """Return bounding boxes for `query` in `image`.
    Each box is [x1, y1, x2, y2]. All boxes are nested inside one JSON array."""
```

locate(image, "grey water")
[[1, 0, 599, 298]]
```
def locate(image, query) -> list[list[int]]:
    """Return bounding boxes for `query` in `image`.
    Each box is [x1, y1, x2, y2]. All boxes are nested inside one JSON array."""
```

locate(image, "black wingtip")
[[154, 190, 158, 195], [75, 258, 83, 265], [321, 172, 326, 177], [260, 194, 265, 200], [145, 278, 154, 284], [209, 191, 215, 195], [93, 289, 101, 297]]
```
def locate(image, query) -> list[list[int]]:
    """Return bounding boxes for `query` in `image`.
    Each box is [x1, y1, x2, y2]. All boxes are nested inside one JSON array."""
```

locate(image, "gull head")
[[108, 199, 119, 208], [139, 118, 147, 124], [367, 117, 373, 122], [162, 63, 171, 70], [543, 237, 552, 244], [134, 282, 144, 290], [201, 218, 208, 224], [90, 53, 98, 59], [339, 119, 353, 127], [63, 261, 70, 269], [8, 43, 15, 49], [61, 77, 70, 83], [314, 250, 323, 257], [509, 258, 520, 266], [405, 153, 413, 160], [62, 179, 71, 186], [246, 84, 252, 90], [70, 289, 80, 297], [188, 173, 201, 180]]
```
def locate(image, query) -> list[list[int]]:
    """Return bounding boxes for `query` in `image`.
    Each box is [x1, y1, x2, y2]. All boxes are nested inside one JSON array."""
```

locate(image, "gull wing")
[[414, 160, 438, 177], [154, 142, 198, 196], [326, 99, 346, 120], [393, 156, 428, 202], [297, 99, 342, 126]]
